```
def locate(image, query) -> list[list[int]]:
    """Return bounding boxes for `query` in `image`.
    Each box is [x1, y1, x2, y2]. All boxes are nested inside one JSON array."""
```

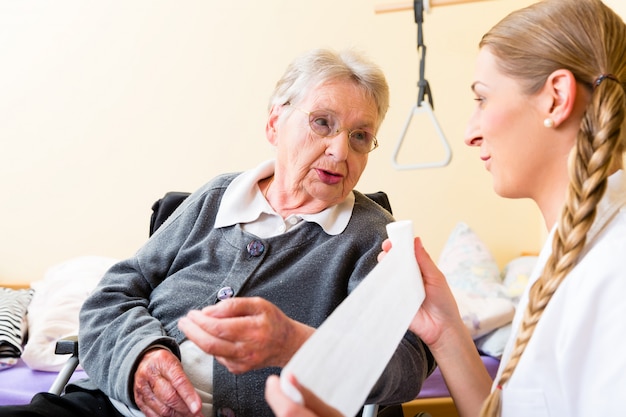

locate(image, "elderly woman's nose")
[[325, 132, 351, 159]]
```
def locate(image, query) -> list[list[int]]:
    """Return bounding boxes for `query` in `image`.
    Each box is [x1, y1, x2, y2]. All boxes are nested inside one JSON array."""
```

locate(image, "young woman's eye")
[[473, 97, 485, 107]]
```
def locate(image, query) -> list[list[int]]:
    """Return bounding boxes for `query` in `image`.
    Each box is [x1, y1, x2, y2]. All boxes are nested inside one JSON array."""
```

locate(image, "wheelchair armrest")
[[49, 336, 80, 395], [54, 335, 78, 356]]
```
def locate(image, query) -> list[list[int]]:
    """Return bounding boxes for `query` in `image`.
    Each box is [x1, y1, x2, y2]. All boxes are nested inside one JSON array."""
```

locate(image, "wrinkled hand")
[[178, 297, 313, 374], [133, 348, 202, 417], [265, 373, 343, 417], [379, 237, 461, 348]]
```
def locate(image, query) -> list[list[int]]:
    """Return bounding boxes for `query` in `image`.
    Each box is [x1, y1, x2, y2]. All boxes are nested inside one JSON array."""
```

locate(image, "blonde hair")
[[478, 0, 626, 415], [268, 48, 390, 128]]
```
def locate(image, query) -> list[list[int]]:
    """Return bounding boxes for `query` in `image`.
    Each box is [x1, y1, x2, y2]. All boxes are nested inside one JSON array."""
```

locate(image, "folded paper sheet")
[[281, 220, 425, 417]]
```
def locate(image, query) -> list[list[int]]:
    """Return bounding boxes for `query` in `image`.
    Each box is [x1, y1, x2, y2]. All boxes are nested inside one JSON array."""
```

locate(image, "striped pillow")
[[0, 287, 34, 370]]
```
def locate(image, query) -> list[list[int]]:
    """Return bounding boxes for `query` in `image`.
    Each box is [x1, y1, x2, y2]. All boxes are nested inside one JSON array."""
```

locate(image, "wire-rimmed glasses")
[[287, 105, 378, 154]]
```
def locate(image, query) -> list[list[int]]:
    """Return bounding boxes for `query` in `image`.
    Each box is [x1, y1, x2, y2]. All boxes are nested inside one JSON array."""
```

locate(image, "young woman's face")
[[464, 48, 554, 200]]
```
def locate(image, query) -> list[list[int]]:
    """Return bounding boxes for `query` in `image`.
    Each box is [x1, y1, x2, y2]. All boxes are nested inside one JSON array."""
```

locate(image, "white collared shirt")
[[215, 159, 355, 237]]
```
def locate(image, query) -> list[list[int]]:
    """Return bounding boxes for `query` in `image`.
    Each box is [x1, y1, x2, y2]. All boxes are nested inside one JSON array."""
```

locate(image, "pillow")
[[472, 255, 538, 357], [438, 222, 515, 340], [21, 256, 118, 372], [0, 287, 34, 370], [501, 255, 538, 304], [438, 222, 506, 298], [452, 288, 515, 340], [475, 323, 512, 358]]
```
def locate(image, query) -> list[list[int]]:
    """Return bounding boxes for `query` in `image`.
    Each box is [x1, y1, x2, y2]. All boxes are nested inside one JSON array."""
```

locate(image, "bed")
[[0, 262, 534, 417], [0, 333, 499, 417], [0, 357, 86, 406], [0, 205, 536, 416], [401, 355, 500, 417], [0, 335, 499, 417]]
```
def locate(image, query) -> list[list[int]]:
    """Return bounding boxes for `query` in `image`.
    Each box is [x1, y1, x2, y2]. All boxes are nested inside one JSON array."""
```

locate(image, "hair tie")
[[594, 73, 620, 89]]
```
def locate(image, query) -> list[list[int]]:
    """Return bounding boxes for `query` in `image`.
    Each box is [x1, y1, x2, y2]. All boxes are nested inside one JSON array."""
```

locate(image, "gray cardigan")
[[74, 172, 434, 417]]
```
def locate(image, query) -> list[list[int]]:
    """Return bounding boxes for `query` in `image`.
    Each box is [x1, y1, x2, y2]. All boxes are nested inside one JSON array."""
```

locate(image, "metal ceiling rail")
[[375, 0, 492, 14]]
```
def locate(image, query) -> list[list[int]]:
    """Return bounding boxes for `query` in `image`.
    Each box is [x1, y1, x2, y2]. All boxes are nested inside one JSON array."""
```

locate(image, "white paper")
[[281, 220, 425, 417]]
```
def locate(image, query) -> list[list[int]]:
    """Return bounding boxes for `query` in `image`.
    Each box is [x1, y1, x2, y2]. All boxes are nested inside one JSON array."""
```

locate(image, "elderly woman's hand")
[[178, 297, 315, 373], [265, 373, 343, 417], [134, 348, 203, 417]]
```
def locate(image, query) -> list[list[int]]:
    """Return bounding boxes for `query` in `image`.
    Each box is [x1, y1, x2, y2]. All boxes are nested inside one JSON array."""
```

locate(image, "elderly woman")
[[0, 49, 433, 417]]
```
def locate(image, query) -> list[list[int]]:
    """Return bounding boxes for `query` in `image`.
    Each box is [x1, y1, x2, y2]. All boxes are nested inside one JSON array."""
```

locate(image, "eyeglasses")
[[287, 105, 378, 154]]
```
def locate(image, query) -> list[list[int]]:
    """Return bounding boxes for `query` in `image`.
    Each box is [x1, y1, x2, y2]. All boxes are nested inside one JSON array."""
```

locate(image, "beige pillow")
[[438, 222, 514, 340], [438, 222, 505, 298], [21, 256, 118, 371]]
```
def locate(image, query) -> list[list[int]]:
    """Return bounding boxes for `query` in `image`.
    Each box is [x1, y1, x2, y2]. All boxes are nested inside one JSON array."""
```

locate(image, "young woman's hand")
[[265, 373, 343, 417], [380, 237, 463, 349]]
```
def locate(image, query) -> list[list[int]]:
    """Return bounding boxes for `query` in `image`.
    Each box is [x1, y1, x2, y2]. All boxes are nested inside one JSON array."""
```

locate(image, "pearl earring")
[[543, 118, 555, 128]]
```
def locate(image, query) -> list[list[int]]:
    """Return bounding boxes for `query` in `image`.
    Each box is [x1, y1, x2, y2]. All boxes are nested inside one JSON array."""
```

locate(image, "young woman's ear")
[[543, 69, 577, 128]]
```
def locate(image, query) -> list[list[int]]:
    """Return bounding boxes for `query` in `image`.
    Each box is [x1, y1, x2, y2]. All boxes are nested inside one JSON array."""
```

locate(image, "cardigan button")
[[217, 286, 234, 301], [247, 240, 265, 257], [217, 407, 235, 417]]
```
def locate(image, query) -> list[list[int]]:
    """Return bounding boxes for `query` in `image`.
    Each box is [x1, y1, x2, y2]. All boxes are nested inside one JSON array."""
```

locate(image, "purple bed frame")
[[0, 359, 86, 406], [0, 355, 500, 407]]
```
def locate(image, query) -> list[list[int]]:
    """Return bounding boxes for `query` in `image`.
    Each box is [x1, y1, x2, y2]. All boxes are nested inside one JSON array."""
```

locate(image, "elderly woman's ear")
[[266, 104, 284, 145]]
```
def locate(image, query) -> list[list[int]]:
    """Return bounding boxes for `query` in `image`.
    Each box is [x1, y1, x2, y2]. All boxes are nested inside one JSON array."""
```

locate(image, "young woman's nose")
[[464, 112, 483, 147]]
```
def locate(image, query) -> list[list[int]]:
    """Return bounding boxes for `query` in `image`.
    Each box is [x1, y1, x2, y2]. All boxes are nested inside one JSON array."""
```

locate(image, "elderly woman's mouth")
[[316, 168, 343, 184]]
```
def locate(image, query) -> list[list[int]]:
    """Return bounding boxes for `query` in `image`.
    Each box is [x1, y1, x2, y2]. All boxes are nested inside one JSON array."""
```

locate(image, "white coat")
[[498, 170, 626, 416]]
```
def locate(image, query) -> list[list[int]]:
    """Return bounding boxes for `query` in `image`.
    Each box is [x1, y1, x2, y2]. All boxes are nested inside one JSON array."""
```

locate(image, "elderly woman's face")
[[268, 80, 379, 208]]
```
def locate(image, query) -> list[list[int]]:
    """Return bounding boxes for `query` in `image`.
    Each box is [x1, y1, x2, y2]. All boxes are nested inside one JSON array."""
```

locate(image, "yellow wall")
[[1, 0, 624, 284]]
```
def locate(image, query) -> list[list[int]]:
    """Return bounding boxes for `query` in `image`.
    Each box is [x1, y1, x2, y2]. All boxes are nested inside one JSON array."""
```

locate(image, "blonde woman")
[[266, 0, 626, 415]]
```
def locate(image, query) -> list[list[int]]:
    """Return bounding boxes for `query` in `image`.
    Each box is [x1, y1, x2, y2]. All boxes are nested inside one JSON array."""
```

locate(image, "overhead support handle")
[[389, 0, 452, 170], [391, 101, 452, 170]]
